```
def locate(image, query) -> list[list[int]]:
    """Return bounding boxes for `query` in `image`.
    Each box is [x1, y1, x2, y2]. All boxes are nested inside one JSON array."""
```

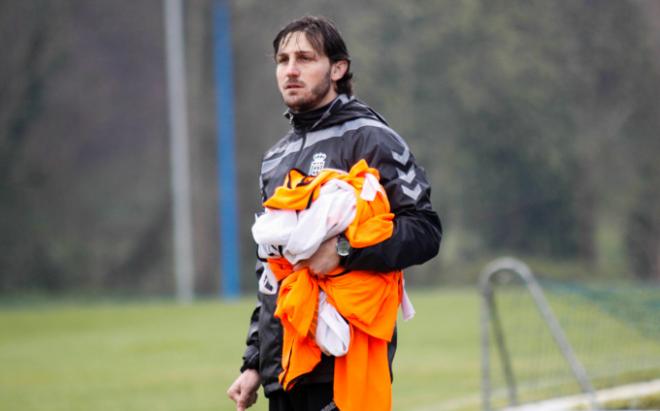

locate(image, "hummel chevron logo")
[[396, 168, 416, 184], [402, 184, 422, 200], [392, 148, 410, 165]]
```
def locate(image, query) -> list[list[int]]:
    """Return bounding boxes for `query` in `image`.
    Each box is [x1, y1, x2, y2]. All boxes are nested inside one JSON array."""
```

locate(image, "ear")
[[330, 60, 349, 82]]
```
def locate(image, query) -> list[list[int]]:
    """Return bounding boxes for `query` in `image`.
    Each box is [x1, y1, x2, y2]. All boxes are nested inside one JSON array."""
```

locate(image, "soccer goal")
[[479, 257, 660, 411]]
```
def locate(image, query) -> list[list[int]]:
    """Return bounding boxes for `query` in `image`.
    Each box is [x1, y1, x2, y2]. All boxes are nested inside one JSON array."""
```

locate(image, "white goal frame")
[[479, 257, 599, 411]]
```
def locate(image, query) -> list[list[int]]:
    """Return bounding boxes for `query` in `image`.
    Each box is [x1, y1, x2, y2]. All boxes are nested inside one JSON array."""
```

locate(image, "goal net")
[[479, 258, 660, 411]]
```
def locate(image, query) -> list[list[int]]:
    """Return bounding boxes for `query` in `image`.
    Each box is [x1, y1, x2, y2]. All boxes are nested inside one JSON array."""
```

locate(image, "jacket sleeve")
[[343, 125, 442, 272], [240, 170, 269, 373], [240, 262, 263, 372]]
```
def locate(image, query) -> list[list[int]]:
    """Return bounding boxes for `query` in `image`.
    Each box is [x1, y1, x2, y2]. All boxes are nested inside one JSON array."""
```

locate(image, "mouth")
[[284, 83, 304, 90]]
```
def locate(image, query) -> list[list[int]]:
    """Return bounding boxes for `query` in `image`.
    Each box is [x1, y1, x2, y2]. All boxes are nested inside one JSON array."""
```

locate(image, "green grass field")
[[0, 289, 482, 411]]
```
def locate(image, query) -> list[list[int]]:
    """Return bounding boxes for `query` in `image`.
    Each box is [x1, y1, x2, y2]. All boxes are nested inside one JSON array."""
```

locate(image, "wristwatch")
[[336, 234, 351, 259]]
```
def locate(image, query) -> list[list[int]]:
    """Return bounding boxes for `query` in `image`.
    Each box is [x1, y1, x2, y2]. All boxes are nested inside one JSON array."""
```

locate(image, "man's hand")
[[293, 236, 340, 276], [227, 369, 260, 411]]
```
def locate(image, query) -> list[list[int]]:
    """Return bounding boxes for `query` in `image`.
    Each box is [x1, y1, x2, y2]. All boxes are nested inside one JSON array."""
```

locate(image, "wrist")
[[336, 234, 351, 266]]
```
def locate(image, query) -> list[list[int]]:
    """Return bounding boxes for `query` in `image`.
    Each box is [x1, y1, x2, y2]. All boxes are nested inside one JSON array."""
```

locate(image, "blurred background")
[[2, 0, 660, 297], [2, 1, 660, 410]]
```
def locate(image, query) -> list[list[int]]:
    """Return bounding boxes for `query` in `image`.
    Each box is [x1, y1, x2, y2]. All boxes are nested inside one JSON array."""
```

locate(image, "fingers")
[[246, 391, 258, 407], [231, 391, 247, 411], [236, 391, 257, 411], [227, 378, 246, 404], [228, 370, 261, 411], [228, 379, 258, 410], [227, 382, 240, 402]]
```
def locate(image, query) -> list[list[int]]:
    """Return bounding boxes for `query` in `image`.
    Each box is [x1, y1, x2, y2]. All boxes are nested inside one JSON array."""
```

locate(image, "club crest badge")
[[308, 152, 327, 176]]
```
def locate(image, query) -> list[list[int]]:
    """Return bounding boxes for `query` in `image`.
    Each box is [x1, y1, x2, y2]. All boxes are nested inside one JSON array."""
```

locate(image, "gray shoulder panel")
[[304, 118, 410, 151], [261, 138, 302, 175], [260, 117, 410, 175]]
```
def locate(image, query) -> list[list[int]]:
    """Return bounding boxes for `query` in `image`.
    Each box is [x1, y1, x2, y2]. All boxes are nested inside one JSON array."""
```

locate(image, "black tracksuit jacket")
[[240, 94, 442, 397]]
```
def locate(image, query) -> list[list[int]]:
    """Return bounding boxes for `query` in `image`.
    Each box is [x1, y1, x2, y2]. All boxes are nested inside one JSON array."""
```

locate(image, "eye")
[[298, 54, 315, 62]]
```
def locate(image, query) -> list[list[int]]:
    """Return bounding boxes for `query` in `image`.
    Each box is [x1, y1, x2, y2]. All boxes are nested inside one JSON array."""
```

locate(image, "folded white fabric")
[[316, 291, 350, 357], [400, 288, 416, 321], [360, 172, 381, 201], [284, 179, 356, 264], [258, 264, 279, 295], [251, 178, 357, 265], [252, 209, 297, 248]]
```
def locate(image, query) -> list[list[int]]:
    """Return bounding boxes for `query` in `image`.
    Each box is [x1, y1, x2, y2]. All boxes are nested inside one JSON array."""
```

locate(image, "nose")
[[285, 60, 300, 77]]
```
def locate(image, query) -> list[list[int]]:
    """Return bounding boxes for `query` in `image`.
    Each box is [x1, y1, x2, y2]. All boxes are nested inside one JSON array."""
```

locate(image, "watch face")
[[337, 237, 351, 256]]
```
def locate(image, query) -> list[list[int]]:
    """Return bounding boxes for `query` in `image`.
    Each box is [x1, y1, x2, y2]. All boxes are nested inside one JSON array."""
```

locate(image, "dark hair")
[[273, 16, 353, 96]]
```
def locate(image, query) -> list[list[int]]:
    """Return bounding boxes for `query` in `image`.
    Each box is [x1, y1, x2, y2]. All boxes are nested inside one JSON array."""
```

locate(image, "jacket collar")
[[284, 94, 352, 132]]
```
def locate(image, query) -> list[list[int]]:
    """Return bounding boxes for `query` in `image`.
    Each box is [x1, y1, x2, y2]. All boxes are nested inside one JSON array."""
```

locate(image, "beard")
[[283, 70, 333, 113]]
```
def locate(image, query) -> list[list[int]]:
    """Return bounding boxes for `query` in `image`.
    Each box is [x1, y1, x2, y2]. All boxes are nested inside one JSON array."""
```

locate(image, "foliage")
[[235, 0, 660, 283], [2, 0, 660, 293]]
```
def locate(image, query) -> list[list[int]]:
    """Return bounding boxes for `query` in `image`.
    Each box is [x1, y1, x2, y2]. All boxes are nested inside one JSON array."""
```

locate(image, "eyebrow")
[[276, 49, 318, 59]]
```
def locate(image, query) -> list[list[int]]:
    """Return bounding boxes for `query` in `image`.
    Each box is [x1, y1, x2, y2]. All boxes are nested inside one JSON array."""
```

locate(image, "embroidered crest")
[[308, 152, 327, 176]]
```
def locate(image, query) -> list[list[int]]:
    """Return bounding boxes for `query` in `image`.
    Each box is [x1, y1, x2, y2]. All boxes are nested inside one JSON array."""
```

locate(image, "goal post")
[[479, 257, 660, 411], [479, 257, 598, 411]]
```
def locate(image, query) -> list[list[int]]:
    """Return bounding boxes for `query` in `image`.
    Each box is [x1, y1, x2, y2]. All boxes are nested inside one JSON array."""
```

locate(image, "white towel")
[[316, 291, 350, 357], [252, 178, 357, 264]]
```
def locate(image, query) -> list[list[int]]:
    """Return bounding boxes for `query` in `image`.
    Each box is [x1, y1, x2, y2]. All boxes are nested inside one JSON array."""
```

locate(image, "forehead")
[[278, 31, 321, 55]]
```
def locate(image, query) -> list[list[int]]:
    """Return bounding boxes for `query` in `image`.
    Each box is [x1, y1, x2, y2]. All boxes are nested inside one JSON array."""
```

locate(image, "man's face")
[[276, 32, 338, 113]]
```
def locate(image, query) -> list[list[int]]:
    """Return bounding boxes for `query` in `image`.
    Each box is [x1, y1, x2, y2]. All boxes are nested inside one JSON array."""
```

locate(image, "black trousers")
[[268, 383, 337, 411]]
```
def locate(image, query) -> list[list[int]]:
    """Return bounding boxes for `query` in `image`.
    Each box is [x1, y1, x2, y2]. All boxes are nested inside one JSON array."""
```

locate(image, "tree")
[[0, 1, 69, 290]]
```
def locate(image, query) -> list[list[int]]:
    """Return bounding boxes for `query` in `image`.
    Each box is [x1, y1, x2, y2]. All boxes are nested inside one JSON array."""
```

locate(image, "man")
[[227, 16, 442, 411]]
